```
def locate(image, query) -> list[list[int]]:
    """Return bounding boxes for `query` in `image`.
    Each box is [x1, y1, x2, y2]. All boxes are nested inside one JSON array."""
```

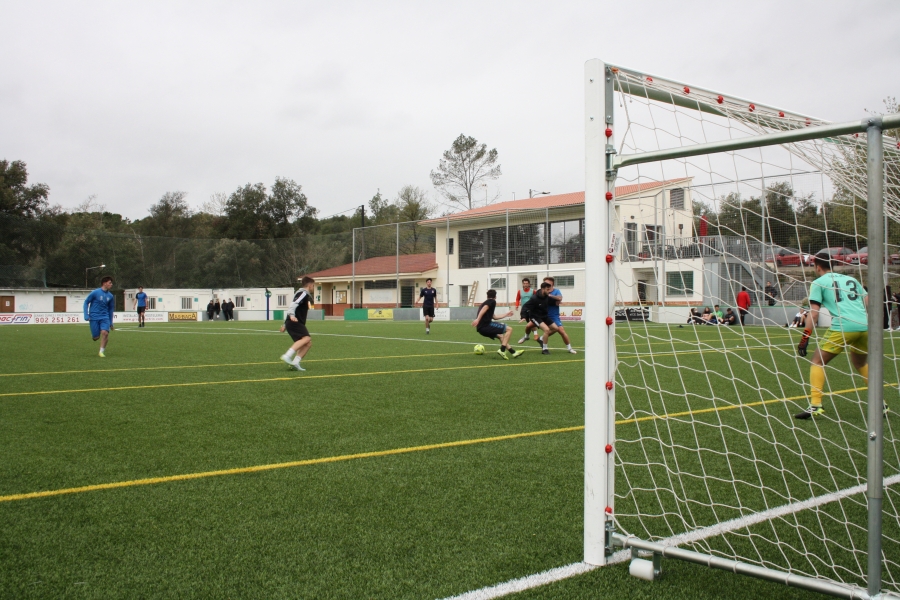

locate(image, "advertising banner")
[[168, 311, 199, 321], [558, 307, 586, 322], [0, 313, 84, 325], [615, 307, 651, 322], [368, 309, 394, 320], [419, 308, 450, 321], [115, 312, 169, 323]]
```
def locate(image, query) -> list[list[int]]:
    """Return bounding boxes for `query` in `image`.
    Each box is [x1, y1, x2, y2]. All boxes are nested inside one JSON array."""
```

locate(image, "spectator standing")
[[765, 281, 779, 306], [206, 300, 215, 321], [214, 299, 221, 320], [224, 298, 234, 321], [737, 287, 752, 325]]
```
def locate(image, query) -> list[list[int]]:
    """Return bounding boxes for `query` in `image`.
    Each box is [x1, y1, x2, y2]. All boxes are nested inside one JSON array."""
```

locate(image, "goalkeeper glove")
[[797, 328, 812, 357]]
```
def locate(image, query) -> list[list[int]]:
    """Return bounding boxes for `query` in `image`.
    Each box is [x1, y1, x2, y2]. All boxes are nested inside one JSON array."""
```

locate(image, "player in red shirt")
[[736, 287, 752, 325]]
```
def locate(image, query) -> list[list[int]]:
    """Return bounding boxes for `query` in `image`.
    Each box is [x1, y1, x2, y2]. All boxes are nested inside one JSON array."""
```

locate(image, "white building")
[[123, 287, 296, 320]]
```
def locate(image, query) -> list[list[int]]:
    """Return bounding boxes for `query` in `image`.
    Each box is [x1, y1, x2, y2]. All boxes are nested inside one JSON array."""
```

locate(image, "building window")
[[277, 294, 287, 307], [489, 277, 506, 290], [147, 297, 156, 310], [460, 224, 547, 268], [448, 238, 454, 255], [181, 297, 193, 310], [555, 275, 575, 288], [364, 280, 397, 289], [550, 219, 585, 264], [509, 222, 545, 266], [235, 297, 245, 308], [667, 271, 694, 296], [669, 188, 685, 210]]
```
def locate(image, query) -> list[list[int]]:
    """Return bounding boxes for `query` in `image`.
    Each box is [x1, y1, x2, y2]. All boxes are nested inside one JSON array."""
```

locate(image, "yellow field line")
[[0, 359, 584, 399], [4, 382, 889, 504], [0, 425, 584, 503], [0, 352, 472, 378]]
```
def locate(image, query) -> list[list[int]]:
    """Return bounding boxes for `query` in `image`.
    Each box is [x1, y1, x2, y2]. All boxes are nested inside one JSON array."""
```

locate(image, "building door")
[[53, 296, 67, 312], [0, 296, 13, 313], [637, 281, 647, 303], [400, 286, 415, 308], [459, 285, 469, 307]]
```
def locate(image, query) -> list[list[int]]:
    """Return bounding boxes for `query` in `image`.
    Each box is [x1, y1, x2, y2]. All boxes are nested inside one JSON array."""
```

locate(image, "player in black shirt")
[[517, 282, 559, 354], [471, 289, 524, 359], [280, 276, 316, 371], [416, 278, 439, 334]]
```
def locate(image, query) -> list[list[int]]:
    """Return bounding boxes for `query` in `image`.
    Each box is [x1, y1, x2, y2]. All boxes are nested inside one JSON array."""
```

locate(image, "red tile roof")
[[308, 253, 438, 279], [421, 178, 690, 224]]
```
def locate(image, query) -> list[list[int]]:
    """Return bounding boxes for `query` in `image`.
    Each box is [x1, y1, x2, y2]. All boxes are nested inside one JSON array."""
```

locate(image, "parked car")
[[813, 247, 854, 265], [847, 247, 900, 265], [773, 248, 806, 267]]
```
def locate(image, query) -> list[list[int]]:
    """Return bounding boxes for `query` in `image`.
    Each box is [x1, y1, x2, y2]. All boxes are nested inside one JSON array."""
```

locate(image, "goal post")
[[585, 58, 900, 598]]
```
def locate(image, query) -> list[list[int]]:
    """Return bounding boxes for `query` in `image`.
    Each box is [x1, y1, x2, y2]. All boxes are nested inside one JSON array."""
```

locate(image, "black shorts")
[[520, 308, 531, 321], [530, 316, 554, 328], [477, 323, 507, 339], [423, 306, 435, 318], [285, 320, 310, 342], [137, 306, 146, 314]]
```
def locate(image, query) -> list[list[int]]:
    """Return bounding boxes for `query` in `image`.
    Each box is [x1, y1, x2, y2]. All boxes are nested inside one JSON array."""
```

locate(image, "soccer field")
[[1, 319, 894, 598]]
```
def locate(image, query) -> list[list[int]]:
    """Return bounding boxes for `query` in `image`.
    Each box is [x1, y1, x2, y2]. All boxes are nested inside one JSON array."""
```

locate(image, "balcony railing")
[[622, 235, 769, 263]]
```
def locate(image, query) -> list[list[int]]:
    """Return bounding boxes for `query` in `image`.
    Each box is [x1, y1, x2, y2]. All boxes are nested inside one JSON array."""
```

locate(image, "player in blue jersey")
[[84, 276, 116, 357], [543, 276, 577, 354], [416, 278, 439, 334], [795, 253, 871, 419], [133, 286, 148, 327]]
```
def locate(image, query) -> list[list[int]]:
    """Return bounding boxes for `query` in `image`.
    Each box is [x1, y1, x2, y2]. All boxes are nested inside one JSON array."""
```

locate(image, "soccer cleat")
[[568, 348, 578, 354], [497, 348, 509, 360], [98, 349, 105, 358], [426, 328, 430, 334], [794, 406, 825, 420], [290, 361, 306, 371], [517, 336, 527, 344], [281, 353, 294, 367], [541, 349, 550, 355], [511, 349, 525, 358]]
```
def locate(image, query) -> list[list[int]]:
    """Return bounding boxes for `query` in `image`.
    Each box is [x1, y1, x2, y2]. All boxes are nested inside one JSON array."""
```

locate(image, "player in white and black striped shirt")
[[280, 276, 316, 371]]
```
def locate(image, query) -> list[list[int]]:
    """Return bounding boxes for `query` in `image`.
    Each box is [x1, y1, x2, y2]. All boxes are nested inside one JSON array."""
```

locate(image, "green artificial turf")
[[0, 319, 897, 598]]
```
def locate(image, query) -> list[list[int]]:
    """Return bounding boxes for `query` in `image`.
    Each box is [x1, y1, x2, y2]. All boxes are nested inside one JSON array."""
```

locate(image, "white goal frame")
[[584, 59, 900, 599]]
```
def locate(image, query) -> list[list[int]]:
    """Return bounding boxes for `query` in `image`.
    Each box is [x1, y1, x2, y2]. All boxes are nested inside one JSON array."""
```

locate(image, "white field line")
[[438, 473, 900, 600]]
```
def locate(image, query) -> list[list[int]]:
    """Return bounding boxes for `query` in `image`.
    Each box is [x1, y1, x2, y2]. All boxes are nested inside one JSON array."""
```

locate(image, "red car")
[[813, 247, 854, 265], [847, 247, 900, 265], [773, 248, 806, 267]]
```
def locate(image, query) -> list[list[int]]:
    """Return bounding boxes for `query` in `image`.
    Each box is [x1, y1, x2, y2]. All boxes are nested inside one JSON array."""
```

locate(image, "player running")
[[417, 278, 439, 334], [133, 285, 148, 327], [472, 289, 524, 359], [280, 276, 316, 372], [543, 276, 577, 354], [518, 282, 560, 354], [84, 276, 116, 357], [795, 253, 871, 419]]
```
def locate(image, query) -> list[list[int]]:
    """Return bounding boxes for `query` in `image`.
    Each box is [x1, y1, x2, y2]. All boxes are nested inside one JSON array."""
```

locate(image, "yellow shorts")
[[819, 330, 868, 355]]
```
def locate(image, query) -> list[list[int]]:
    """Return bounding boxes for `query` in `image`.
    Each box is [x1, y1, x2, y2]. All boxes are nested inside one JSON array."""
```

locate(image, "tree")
[[0, 160, 50, 218], [367, 190, 398, 225], [145, 191, 192, 238], [266, 177, 317, 237], [430, 134, 501, 211], [219, 178, 315, 239], [395, 185, 435, 254]]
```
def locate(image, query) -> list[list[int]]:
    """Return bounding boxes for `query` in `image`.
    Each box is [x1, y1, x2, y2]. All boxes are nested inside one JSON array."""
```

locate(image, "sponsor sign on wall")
[[615, 307, 650, 322], [419, 308, 450, 321], [368, 309, 394, 320], [115, 312, 168, 323], [168, 311, 199, 321], [0, 313, 85, 325], [558, 308, 586, 322]]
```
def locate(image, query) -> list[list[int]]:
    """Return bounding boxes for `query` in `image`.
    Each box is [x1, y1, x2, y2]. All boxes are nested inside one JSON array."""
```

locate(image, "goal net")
[[585, 60, 900, 596]]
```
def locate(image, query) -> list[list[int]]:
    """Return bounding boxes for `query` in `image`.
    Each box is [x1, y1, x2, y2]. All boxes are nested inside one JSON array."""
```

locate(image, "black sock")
[[500, 345, 507, 352], [507, 346, 515, 353]]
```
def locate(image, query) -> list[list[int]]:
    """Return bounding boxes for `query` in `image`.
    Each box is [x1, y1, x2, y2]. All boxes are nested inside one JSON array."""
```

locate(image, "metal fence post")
[[866, 117, 885, 599], [396, 222, 400, 308], [352, 229, 356, 309]]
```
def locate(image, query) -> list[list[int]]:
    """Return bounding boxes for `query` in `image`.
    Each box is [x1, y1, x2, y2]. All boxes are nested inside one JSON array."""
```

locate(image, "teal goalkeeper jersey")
[[808, 272, 868, 332]]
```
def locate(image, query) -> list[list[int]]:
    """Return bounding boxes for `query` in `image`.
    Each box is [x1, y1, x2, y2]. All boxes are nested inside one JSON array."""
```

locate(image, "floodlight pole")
[[865, 117, 885, 599]]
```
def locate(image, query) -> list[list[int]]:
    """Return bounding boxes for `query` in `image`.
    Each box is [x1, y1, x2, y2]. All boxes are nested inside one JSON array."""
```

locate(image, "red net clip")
[[605, 316, 613, 326], [605, 191, 613, 201], [605, 254, 614, 263], [778, 111, 785, 118], [604, 128, 612, 138], [683, 86, 690, 94], [605, 506, 613, 514], [748, 104, 755, 112], [605, 444, 613, 454], [646, 76, 653, 83], [605, 381, 614, 390], [716, 95, 724, 104]]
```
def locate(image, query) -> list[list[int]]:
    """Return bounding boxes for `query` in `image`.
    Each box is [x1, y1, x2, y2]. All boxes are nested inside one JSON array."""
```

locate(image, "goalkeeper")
[[795, 253, 869, 420]]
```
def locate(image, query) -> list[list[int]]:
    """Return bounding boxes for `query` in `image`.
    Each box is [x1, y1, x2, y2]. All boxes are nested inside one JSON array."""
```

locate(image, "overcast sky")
[[2, 1, 898, 221]]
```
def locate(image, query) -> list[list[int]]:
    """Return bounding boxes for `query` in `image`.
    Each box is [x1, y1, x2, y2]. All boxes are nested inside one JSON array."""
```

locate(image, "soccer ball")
[[474, 344, 485, 355]]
